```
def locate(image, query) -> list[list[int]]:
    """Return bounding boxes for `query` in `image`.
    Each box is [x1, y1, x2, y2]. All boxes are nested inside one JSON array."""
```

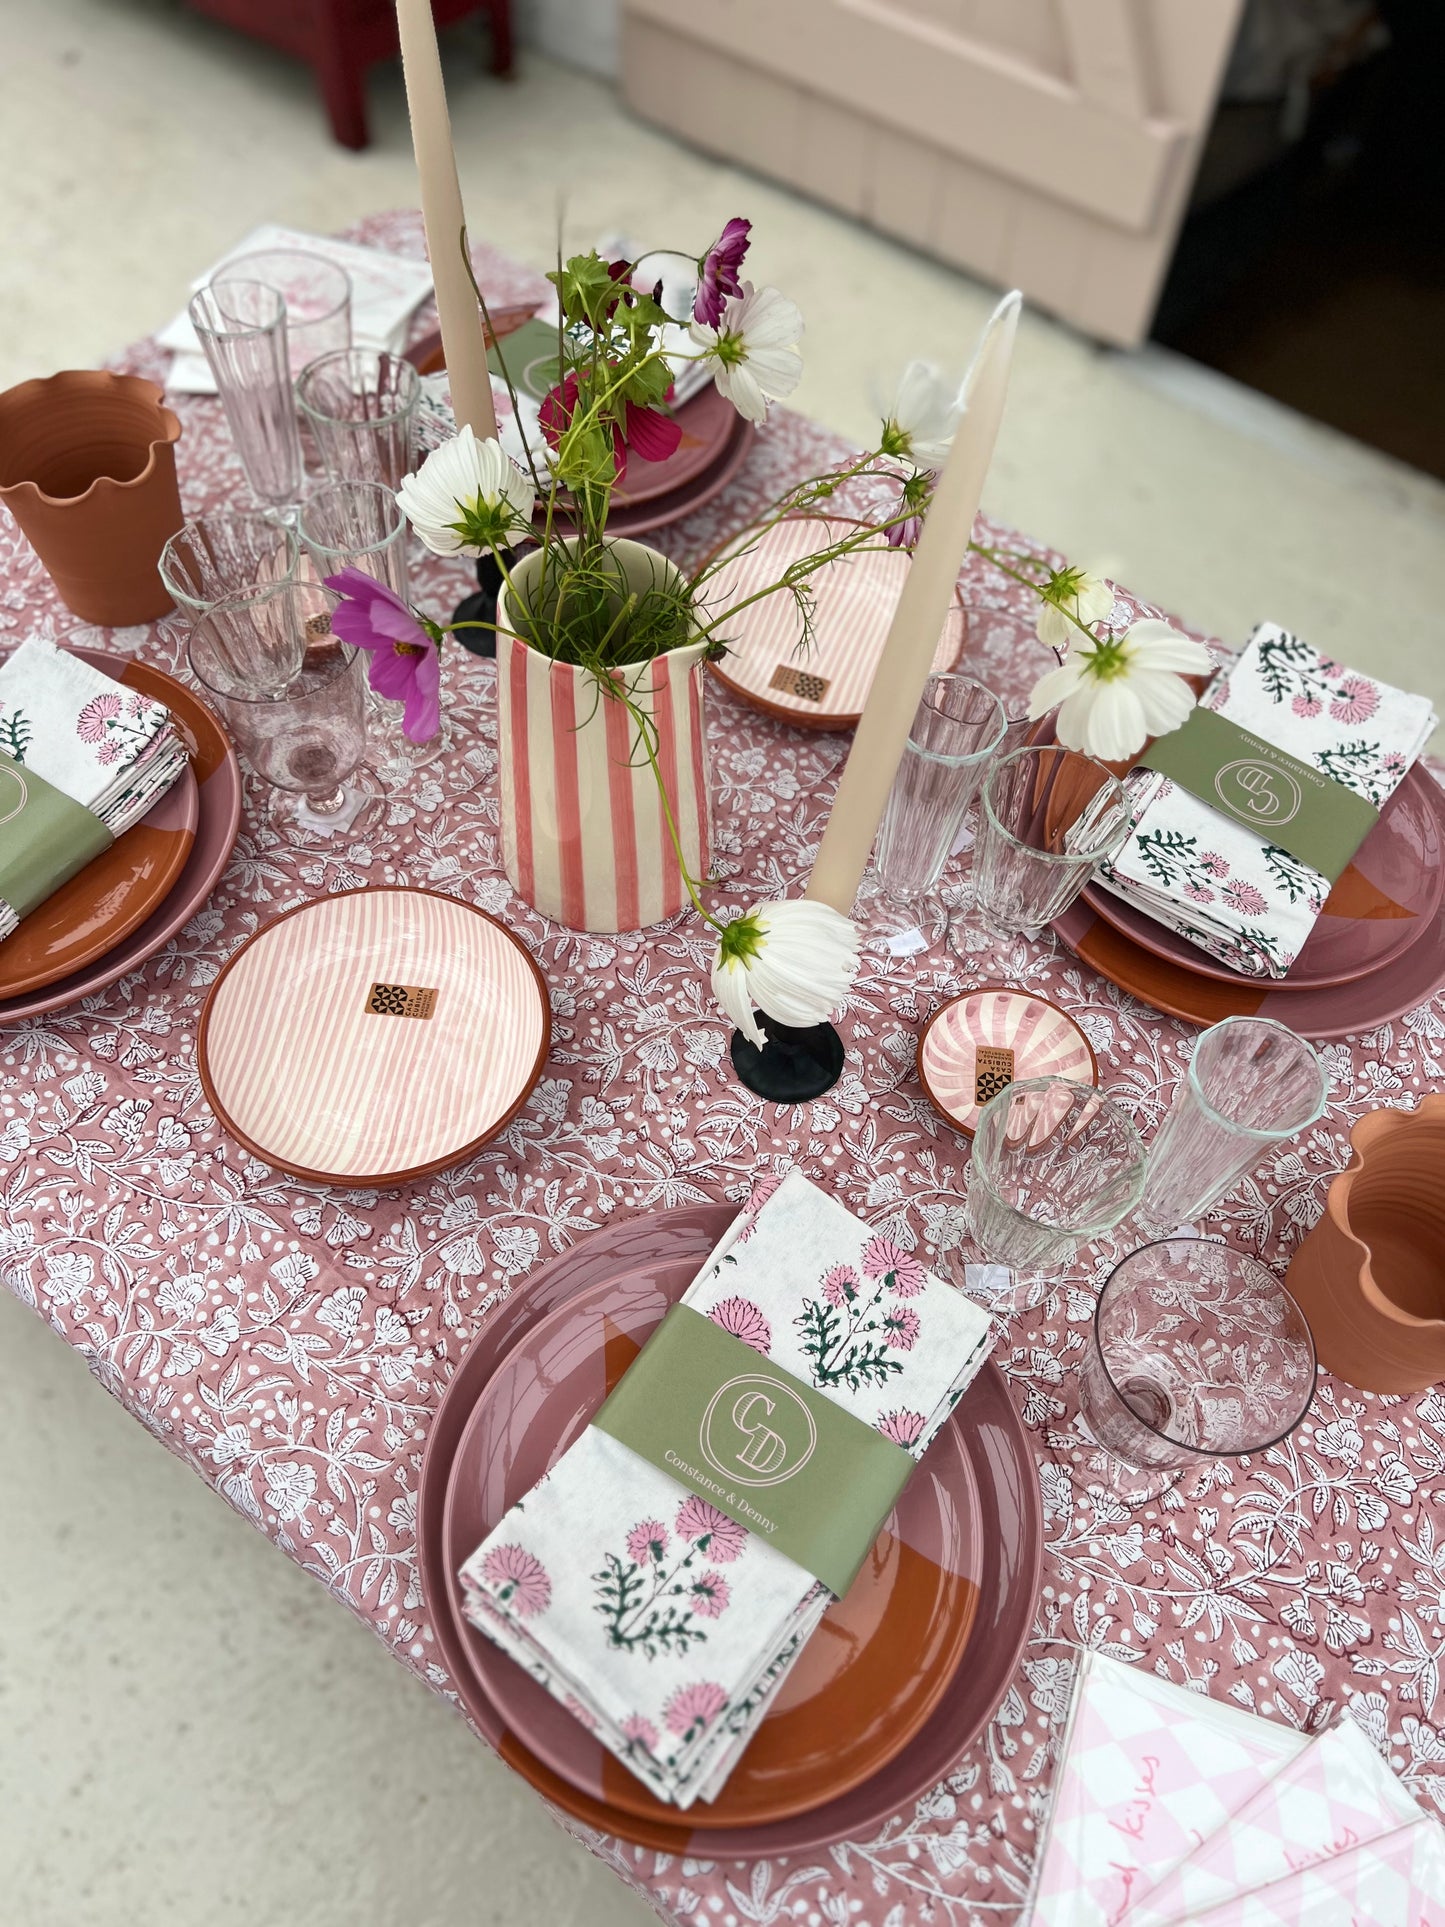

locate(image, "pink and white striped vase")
[[495, 540, 712, 933]]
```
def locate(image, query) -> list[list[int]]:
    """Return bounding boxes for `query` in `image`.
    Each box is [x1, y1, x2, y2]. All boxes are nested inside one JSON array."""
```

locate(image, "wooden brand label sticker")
[[974, 1044, 1015, 1107], [365, 981, 438, 1020], [770, 663, 830, 704]]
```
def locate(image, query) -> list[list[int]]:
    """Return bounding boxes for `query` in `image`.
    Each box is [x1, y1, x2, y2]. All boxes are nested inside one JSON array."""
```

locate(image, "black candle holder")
[[730, 1012, 845, 1102], [451, 547, 522, 655]]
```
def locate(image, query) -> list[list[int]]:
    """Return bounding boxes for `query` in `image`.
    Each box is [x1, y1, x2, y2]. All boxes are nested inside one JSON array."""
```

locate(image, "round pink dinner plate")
[[1055, 769, 1445, 1038], [549, 405, 756, 540], [417, 1203, 1043, 1860], [443, 1265, 981, 1829], [1084, 764, 1444, 990], [0, 646, 241, 1025], [197, 886, 551, 1185], [700, 516, 966, 730]]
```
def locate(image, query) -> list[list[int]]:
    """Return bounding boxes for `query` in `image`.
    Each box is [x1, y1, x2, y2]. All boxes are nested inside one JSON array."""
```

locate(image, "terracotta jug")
[[1286, 1095, 1445, 1394], [0, 370, 183, 626]]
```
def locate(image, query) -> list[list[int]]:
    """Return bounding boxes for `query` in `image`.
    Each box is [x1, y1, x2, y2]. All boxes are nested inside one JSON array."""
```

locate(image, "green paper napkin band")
[[592, 1303, 915, 1598], [0, 750, 112, 920], [1140, 706, 1378, 884]]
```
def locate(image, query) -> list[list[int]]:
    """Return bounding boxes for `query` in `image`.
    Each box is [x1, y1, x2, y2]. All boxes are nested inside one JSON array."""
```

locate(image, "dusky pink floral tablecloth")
[[4, 212, 1445, 1927]]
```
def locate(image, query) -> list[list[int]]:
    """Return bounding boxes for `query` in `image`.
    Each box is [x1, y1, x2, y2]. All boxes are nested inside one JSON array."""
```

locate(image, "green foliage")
[[0, 709, 30, 764], [591, 1553, 709, 1658]]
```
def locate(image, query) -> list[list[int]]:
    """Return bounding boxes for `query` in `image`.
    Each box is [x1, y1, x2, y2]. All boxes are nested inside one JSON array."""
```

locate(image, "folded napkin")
[[0, 639, 190, 940], [458, 1170, 993, 1807], [158, 223, 435, 394], [1095, 622, 1437, 978]]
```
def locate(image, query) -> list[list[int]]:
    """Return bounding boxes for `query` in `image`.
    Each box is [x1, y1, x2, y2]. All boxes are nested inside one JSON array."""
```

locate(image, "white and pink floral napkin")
[[1096, 622, 1437, 978], [457, 1169, 994, 1807], [0, 637, 189, 940], [1029, 1648, 1445, 1925]]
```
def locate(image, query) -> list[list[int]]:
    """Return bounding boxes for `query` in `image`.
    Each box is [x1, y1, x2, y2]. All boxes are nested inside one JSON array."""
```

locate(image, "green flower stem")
[[968, 541, 1104, 656]]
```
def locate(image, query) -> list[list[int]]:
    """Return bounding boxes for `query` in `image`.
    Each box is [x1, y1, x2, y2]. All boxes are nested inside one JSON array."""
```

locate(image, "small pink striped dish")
[[917, 987, 1097, 1138], [197, 887, 550, 1184], [700, 516, 965, 729]]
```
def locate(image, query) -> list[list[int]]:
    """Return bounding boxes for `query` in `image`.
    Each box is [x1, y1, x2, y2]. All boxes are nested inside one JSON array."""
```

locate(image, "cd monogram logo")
[[0, 762, 28, 828], [1214, 758, 1303, 827], [699, 1374, 818, 1488]]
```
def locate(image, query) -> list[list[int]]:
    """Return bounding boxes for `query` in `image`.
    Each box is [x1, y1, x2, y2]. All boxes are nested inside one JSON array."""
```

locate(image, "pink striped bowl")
[[197, 887, 550, 1185], [917, 986, 1097, 1138]]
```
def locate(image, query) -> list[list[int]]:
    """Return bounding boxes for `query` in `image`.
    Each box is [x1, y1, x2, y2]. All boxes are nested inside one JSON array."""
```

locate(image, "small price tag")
[[365, 981, 438, 1020], [949, 823, 975, 857], [769, 663, 831, 704], [973, 1044, 1015, 1106], [886, 927, 928, 958]]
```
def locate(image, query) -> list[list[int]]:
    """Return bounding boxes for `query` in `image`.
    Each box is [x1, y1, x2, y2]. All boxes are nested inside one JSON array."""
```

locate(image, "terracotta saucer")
[[700, 515, 966, 730], [1054, 768, 1445, 1039], [196, 886, 550, 1185], [1085, 765, 1443, 990], [0, 647, 199, 999], [417, 1203, 1044, 1859], [445, 1264, 980, 1827], [918, 985, 1097, 1137]]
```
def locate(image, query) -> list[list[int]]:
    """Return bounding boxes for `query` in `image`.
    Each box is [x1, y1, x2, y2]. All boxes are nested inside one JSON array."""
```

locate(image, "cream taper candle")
[[395, 0, 498, 441], [805, 290, 1022, 915]]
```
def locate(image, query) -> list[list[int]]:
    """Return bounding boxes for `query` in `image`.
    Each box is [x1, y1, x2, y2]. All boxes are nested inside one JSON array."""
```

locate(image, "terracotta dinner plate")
[[197, 886, 550, 1185], [418, 1203, 1043, 1859], [0, 649, 200, 999], [1084, 764, 1444, 990], [700, 516, 966, 730], [1055, 769, 1445, 1038], [444, 1264, 981, 1827]]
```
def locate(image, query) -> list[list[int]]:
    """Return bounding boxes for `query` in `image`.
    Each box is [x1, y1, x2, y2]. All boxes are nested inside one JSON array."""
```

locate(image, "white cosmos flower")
[[396, 423, 535, 558], [1036, 568, 1116, 652], [1027, 618, 1212, 762], [880, 360, 960, 470], [711, 899, 859, 1050], [689, 282, 803, 424]]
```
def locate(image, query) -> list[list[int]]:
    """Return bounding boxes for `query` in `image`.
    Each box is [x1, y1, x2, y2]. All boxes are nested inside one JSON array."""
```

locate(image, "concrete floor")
[[2, 3, 1443, 1922]]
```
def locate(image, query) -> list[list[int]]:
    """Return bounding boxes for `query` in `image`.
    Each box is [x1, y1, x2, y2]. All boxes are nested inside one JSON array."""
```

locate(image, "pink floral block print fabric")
[[4, 211, 1445, 1925]]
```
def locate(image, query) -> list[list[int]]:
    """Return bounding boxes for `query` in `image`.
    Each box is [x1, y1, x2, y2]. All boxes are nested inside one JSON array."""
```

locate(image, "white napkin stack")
[[158, 223, 435, 395], [0, 638, 190, 939], [1096, 622, 1437, 979], [458, 1170, 993, 1808]]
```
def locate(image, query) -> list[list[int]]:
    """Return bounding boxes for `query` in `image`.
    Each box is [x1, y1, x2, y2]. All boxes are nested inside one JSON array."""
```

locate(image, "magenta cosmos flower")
[[694, 218, 752, 327], [326, 566, 440, 744], [538, 370, 681, 482]]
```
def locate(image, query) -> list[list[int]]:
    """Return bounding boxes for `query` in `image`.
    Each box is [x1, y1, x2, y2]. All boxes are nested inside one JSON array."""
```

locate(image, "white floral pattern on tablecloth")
[[3, 210, 1445, 1926]]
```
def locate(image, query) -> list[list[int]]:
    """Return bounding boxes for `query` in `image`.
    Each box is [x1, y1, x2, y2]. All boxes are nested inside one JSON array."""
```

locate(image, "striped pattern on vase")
[[496, 628, 712, 933]]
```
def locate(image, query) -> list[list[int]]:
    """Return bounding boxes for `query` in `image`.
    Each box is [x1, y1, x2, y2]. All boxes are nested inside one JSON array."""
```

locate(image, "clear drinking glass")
[[188, 281, 304, 511], [189, 580, 376, 832], [1076, 1237, 1316, 1500], [295, 349, 421, 488], [970, 744, 1132, 938], [212, 249, 352, 380], [184, 573, 309, 701], [1137, 1017, 1329, 1235], [860, 673, 1005, 946], [159, 510, 298, 620], [960, 1076, 1148, 1305]]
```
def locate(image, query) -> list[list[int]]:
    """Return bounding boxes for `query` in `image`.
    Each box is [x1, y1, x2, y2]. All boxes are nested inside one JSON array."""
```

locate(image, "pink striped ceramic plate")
[[700, 516, 966, 730], [916, 985, 1097, 1137], [197, 887, 550, 1185]]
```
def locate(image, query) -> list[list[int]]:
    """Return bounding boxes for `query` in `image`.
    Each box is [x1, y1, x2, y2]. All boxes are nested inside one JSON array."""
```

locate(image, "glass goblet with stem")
[[950, 1075, 1149, 1317], [188, 281, 303, 514], [855, 672, 1005, 952], [190, 580, 377, 834], [298, 479, 444, 773], [1073, 1236, 1316, 1503], [159, 510, 298, 652]]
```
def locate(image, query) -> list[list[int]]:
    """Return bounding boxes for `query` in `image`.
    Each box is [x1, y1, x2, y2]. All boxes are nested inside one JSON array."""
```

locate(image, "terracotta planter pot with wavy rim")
[[1286, 1095, 1445, 1394], [0, 370, 183, 625]]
